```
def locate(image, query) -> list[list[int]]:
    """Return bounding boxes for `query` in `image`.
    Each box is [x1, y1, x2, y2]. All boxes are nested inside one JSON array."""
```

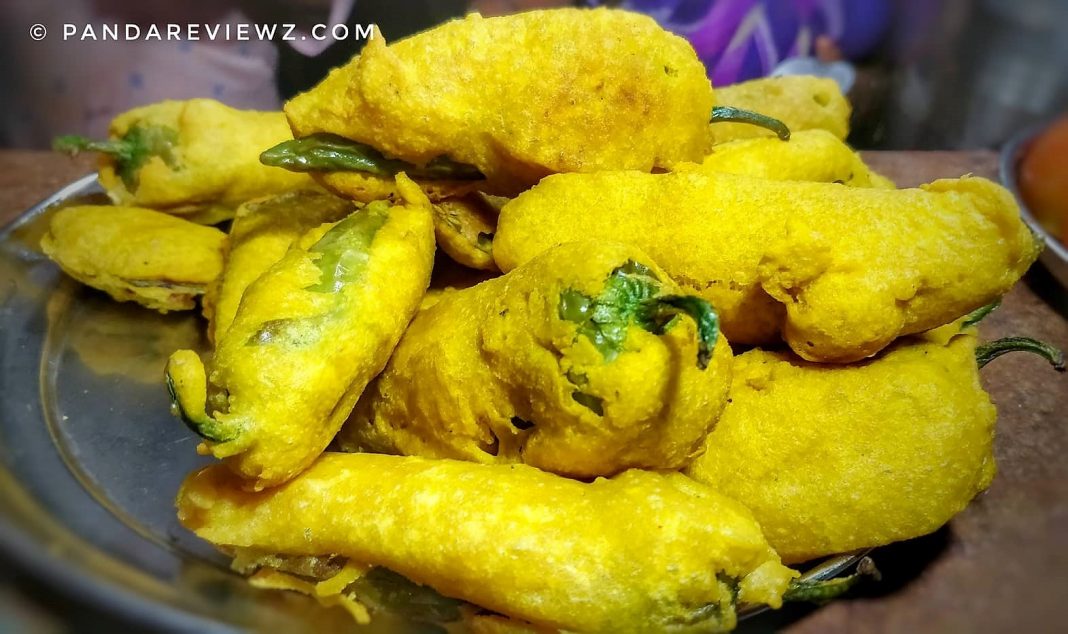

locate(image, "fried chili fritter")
[[495, 172, 1039, 362], [41, 205, 225, 312]]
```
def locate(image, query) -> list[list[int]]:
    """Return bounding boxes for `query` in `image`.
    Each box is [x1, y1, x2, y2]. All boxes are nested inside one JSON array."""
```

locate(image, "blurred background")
[[1, 0, 1067, 150]]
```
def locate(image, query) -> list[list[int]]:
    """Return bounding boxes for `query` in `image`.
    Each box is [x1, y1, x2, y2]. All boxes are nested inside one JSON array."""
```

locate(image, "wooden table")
[[1, 151, 1067, 633]]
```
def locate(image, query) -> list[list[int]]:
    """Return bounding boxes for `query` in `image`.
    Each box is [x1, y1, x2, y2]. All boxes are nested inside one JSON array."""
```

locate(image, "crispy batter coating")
[[313, 171, 480, 205], [208, 190, 353, 342], [431, 194, 499, 271], [41, 205, 225, 312], [495, 171, 1039, 362], [680, 129, 892, 188], [166, 176, 434, 489], [867, 171, 897, 189], [686, 328, 996, 563], [708, 75, 851, 146], [285, 9, 714, 196], [340, 241, 732, 477], [177, 453, 797, 633], [99, 99, 317, 217]]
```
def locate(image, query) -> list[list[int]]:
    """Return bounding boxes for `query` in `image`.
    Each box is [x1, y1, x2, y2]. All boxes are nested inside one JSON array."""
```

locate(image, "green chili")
[[260, 133, 484, 181], [244, 203, 391, 348], [168, 204, 397, 444], [305, 201, 390, 293], [783, 557, 880, 604], [246, 318, 320, 348], [164, 369, 235, 443]]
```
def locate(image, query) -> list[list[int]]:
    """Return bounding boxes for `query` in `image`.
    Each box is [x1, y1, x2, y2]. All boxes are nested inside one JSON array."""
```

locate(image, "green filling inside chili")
[[306, 201, 390, 293], [558, 261, 661, 363], [559, 260, 719, 369], [783, 557, 880, 604], [246, 202, 390, 347]]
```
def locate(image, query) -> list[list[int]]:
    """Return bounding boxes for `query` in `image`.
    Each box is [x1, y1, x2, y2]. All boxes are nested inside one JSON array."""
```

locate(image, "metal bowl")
[[1000, 122, 1068, 288]]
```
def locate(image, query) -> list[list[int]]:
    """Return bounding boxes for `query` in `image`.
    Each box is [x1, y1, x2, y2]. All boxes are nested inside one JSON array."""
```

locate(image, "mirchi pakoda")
[[206, 190, 353, 342], [431, 194, 499, 271], [707, 75, 851, 146], [166, 175, 434, 489], [54, 99, 318, 222], [41, 205, 225, 312], [685, 324, 1065, 564], [339, 241, 731, 478], [263, 9, 787, 200], [177, 452, 799, 633], [682, 129, 893, 188], [494, 171, 1040, 362]]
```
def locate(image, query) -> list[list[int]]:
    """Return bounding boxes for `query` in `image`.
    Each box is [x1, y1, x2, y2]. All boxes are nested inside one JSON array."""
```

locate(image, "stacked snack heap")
[[47, 8, 1064, 633]]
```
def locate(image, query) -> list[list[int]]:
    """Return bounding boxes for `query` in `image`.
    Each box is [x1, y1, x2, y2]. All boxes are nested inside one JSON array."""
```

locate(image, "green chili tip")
[[962, 300, 1002, 329], [710, 106, 791, 141], [260, 133, 484, 181], [638, 295, 720, 370], [164, 371, 235, 443], [975, 337, 1066, 371], [783, 557, 880, 604], [352, 567, 463, 623]]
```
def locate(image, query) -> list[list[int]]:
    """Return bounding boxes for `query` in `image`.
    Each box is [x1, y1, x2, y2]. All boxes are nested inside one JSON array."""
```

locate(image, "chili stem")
[[962, 300, 1001, 328], [710, 106, 791, 141], [641, 295, 720, 369], [53, 135, 131, 159], [975, 337, 1065, 371]]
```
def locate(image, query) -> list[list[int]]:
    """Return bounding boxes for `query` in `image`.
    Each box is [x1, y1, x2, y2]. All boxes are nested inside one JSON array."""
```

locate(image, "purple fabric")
[[586, 0, 890, 84]]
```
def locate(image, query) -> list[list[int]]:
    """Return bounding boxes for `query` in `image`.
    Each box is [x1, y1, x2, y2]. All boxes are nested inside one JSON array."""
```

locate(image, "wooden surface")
[[1, 151, 1067, 633]]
